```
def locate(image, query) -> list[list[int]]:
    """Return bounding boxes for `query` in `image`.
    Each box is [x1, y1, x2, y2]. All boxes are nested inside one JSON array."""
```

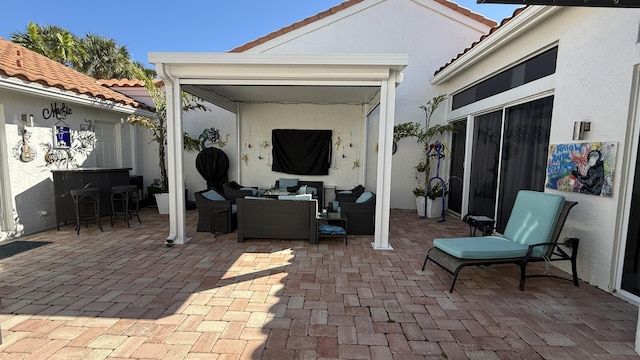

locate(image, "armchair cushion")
[[202, 189, 225, 201], [335, 185, 365, 203], [355, 191, 374, 204]]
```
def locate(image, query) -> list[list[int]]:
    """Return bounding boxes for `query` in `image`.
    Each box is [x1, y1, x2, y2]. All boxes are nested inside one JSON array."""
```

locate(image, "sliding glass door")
[[468, 96, 554, 232]]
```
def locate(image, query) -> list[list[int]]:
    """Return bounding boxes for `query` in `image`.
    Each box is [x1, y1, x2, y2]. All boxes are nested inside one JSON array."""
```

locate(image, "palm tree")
[[11, 23, 84, 68], [11, 23, 149, 79], [78, 34, 136, 79], [127, 66, 207, 192]]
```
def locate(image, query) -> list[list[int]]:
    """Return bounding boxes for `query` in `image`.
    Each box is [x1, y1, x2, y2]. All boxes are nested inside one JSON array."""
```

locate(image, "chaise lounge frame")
[[422, 195, 579, 293]]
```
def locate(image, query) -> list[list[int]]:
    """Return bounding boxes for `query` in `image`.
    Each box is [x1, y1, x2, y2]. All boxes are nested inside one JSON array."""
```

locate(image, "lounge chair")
[[422, 190, 579, 292]]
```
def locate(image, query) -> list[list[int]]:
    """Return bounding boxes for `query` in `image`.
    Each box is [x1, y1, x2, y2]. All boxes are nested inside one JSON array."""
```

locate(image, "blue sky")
[[0, 1, 520, 68]]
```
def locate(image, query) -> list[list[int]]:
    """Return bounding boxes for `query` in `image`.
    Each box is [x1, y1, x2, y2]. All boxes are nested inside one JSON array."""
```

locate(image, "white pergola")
[[148, 53, 408, 249]]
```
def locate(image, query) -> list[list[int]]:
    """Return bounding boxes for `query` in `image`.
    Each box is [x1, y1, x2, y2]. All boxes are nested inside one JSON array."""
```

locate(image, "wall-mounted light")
[[573, 121, 591, 140], [20, 114, 34, 127]]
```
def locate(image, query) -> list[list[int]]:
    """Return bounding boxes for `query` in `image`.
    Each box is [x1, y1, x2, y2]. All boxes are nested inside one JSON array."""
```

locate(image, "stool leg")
[[125, 192, 130, 228], [73, 195, 81, 235], [96, 195, 103, 232], [133, 191, 141, 224], [110, 192, 116, 227]]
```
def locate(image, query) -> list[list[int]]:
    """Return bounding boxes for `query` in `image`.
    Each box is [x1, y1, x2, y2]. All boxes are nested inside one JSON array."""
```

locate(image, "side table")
[[317, 212, 348, 245], [463, 215, 495, 236]]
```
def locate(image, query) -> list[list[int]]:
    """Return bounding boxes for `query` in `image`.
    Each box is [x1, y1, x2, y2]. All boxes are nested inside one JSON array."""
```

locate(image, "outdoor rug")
[[0, 241, 51, 260]]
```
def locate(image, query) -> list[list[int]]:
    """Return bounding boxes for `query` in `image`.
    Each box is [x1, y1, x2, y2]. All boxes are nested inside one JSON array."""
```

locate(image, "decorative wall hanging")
[[545, 141, 617, 197], [19, 129, 34, 162], [198, 127, 228, 149], [53, 125, 71, 148]]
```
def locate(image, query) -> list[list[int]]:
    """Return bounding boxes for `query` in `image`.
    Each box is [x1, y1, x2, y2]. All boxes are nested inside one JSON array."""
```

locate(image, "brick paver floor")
[[0, 208, 637, 359]]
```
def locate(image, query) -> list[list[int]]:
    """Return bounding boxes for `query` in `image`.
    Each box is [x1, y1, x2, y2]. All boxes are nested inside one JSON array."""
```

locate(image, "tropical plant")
[[11, 23, 148, 79], [127, 66, 209, 192], [11, 23, 84, 68], [76, 34, 135, 79], [394, 94, 455, 197]]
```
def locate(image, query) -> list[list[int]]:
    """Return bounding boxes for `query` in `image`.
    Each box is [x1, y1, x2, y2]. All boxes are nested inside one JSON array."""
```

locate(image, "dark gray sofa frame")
[[236, 198, 318, 243]]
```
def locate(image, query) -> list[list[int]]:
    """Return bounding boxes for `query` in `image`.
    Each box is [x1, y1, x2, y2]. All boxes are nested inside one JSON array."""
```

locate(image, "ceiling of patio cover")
[[195, 147, 229, 192]]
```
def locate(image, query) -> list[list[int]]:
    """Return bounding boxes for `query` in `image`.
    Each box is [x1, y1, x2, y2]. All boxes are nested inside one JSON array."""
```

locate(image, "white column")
[[165, 76, 189, 245], [373, 72, 398, 250]]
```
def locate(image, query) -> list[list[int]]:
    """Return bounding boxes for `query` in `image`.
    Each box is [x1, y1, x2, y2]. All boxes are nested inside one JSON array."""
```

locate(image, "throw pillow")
[[279, 178, 299, 189], [355, 191, 374, 204], [201, 189, 225, 201]]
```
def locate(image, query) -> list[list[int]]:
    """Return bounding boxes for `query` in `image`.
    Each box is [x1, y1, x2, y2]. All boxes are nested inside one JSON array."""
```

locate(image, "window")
[[452, 47, 558, 110]]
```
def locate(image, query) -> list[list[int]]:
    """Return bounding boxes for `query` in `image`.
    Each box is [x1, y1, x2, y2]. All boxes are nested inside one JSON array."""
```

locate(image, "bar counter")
[[51, 168, 132, 229]]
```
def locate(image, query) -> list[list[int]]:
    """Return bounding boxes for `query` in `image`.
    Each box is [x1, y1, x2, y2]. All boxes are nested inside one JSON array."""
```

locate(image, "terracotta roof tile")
[[97, 78, 164, 88], [433, 6, 526, 76], [230, 0, 496, 53], [0, 37, 141, 108]]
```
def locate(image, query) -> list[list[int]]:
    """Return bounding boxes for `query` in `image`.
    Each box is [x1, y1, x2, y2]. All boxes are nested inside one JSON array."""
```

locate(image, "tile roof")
[[0, 37, 141, 109], [97, 78, 164, 88], [433, 6, 527, 76], [230, 0, 498, 53]]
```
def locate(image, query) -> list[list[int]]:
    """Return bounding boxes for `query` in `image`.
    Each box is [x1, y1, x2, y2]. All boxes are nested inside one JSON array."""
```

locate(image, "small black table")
[[317, 212, 348, 245], [463, 215, 495, 236]]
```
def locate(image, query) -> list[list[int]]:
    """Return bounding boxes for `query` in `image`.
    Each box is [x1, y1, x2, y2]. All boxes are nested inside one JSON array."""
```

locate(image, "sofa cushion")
[[279, 178, 299, 189], [201, 189, 225, 201], [355, 191, 374, 203], [240, 187, 259, 196], [278, 194, 313, 201]]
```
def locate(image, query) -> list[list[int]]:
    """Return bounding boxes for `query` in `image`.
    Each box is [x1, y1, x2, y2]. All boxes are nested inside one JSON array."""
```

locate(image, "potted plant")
[[394, 94, 455, 217], [425, 181, 448, 218], [127, 66, 208, 213]]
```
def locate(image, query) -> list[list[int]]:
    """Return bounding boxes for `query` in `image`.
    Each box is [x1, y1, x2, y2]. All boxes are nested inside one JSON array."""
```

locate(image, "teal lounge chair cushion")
[[433, 236, 537, 259]]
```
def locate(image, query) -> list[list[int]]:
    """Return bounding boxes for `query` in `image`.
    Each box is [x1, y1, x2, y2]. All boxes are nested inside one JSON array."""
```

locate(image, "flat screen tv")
[[271, 129, 332, 175]]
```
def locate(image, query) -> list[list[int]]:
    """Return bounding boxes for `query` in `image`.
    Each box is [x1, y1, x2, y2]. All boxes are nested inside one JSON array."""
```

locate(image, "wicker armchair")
[[194, 189, 237, 234], [340, 192, 376, 235], [335, 185, 365, 203], [222, 181, 257, 203]]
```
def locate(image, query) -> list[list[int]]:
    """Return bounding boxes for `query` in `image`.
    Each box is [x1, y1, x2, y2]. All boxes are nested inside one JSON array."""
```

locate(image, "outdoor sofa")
[[236, 197, 319, 243]]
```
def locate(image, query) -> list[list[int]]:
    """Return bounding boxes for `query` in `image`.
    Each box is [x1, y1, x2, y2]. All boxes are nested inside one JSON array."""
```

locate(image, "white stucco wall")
[[436, 7, 640, 292], [236, 0, 493, 209], [238, 103, 367, 195], [1, 89, 135, 237], [137, 103, 238, 200]]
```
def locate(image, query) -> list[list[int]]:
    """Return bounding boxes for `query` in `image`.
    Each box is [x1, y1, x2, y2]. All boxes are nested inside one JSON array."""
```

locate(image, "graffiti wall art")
[[545, 142, 617, 197]]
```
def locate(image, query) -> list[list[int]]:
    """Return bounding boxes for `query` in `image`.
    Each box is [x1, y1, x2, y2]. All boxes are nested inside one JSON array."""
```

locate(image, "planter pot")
[[416, 196, 426, 218], [155, 193, 170, 214], [426, 197, 444, 218]]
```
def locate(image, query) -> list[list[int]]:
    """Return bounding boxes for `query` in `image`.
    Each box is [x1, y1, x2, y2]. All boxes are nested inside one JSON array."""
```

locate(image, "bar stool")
[[70, 187, 103, 235], [110, 184, 141, 227]]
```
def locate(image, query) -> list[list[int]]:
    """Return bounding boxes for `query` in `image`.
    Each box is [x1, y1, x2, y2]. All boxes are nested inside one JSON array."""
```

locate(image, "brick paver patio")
[[0, 208, 637, 359]]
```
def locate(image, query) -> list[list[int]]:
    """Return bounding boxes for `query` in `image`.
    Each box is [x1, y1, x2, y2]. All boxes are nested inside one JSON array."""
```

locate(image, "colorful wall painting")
[[545, 142, 617, 197]]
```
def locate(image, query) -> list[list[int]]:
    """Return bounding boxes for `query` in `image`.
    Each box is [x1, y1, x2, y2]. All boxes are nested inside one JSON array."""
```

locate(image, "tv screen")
[[272, 129, 332, 175]]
